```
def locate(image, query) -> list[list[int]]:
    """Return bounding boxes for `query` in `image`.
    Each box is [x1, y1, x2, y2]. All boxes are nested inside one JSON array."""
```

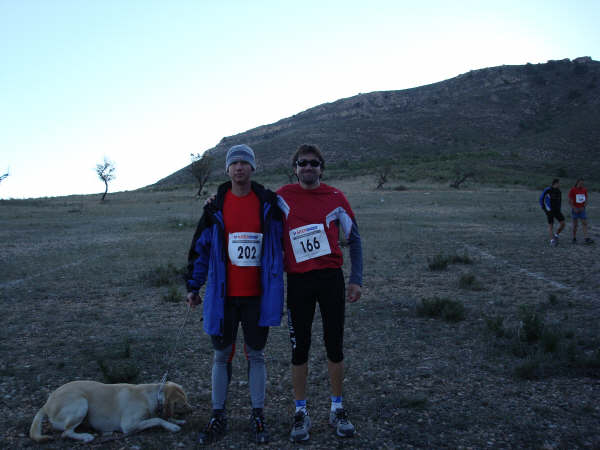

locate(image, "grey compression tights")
[[211, 344, 266, 410]]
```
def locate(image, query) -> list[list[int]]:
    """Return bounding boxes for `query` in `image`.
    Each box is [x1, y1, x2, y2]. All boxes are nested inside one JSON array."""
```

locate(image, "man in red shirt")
[[277, 144, 363, 442], [568, 178, 594, 244]]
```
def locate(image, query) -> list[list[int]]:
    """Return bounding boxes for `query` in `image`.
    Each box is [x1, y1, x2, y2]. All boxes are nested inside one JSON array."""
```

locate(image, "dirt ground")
[[1, 177, 599, 449]]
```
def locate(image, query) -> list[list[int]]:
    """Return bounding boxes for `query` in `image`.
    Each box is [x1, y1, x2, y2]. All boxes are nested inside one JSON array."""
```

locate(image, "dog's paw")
[[82, 433, 95, 443], [166, 423, 181, 432]]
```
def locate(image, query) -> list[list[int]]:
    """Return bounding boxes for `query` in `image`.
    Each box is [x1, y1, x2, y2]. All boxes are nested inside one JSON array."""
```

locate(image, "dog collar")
[[157, 386, 165, 417]]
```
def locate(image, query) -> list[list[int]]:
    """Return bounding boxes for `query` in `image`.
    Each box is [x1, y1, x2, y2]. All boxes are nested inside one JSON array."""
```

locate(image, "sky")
[[1, 0, 599, 199]]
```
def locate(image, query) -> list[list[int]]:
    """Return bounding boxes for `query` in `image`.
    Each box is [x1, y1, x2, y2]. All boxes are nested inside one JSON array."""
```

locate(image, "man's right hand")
[[187, 292, 202, 308], [204, 194, 216, 207]]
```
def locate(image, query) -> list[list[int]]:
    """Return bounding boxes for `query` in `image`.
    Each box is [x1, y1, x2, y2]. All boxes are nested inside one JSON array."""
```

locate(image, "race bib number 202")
[[290, 223, 331, 263], [228, 232, 262, 266]]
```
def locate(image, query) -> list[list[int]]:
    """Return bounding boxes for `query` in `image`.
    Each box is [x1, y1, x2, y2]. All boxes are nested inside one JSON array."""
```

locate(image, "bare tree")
[[277, 165, 295, 183], [376, 165, 392, 190], [450, 164, 475, 189], [190, 152, 213, 197], [96, 158, 116, 201]]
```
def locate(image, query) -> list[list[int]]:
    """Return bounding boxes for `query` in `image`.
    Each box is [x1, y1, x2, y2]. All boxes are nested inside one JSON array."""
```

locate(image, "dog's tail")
[[29, 407, 52, 442]]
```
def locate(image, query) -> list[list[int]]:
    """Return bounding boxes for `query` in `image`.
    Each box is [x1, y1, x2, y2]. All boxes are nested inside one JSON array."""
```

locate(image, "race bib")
[[228, 232, 262, 266], [289, 223, 331, 263], [576, 193, 586, 203]]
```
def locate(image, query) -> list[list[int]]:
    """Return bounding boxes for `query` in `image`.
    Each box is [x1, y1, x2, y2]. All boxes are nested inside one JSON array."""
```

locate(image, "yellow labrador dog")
[[29, 380, 191, 443]]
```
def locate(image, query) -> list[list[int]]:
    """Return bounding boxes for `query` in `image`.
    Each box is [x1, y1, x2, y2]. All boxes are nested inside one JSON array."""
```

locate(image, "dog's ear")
[[164, 382, 192, 413]]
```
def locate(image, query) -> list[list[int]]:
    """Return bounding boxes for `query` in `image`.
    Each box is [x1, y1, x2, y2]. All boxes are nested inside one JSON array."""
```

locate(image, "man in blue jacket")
[[186, 144, 284, 445]]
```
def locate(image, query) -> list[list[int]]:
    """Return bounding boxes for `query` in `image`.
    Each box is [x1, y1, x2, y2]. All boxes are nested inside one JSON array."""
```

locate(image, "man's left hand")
[[347, 283, 362, 303]]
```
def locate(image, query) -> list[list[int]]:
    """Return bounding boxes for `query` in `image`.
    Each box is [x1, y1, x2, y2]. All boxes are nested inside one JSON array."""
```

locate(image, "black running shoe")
[[251, 408, 269, 444], [197, 410, 227, 445], [585, 238, 595, 245]]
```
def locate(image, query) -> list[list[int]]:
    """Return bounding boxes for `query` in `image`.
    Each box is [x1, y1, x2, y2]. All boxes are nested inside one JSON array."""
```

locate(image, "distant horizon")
[[1, 55, 598, 201], [2, 1, 598, 199]]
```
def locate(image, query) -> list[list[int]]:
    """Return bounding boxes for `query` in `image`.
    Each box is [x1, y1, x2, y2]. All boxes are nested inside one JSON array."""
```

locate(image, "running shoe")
[[550, 238, 558, 247], [289, 410, 311, 443], [251, 409, 269, 444], [197, 410, 227, 445], [585, 238, 595, 244], [329, 408, 355, 437]]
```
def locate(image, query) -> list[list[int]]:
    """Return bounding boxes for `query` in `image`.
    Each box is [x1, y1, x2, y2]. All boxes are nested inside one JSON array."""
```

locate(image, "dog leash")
[[158, 302, 192, 390]]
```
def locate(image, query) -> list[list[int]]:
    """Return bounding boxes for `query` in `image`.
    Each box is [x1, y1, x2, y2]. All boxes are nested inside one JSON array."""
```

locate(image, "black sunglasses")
[[296, 159, 321, 167]]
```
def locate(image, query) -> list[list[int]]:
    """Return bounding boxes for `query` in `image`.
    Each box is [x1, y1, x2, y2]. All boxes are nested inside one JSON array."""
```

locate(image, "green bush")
[[98, 359, 140, 383], [485, 315, 506, 338], [450, 252, 473, 265], [518, 305, 544, 343], [458, 273, 483, 290], [96, 338, 139, 383], [428, 254, 449, 271], [143, 263, 185, 287], [417, 297, 466, 322], [428, 251, 473, 271], [163, 286, 183, 303], [541, 327, 562, 353], [514, 358, 542, 380]]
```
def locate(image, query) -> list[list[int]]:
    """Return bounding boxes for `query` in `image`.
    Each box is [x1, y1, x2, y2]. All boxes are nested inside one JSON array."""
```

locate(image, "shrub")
[[459, 273, 483, 290], [98, 359, 140, 383], [450, 252, 473, 265], [143, 263, 185, 287], [428, 254, 449, 271], [541, 327, 562, 353], [518, 305, 544, 343], [417, 297, 466, 322], [428, 251, 473, 271], [163, 286, 183, 303], [548, 293, 559, 305], [514, 358, 542, 380], [96, 338, 139, 383], [485, 315, 505, 338], [568, 89, 582, 100]]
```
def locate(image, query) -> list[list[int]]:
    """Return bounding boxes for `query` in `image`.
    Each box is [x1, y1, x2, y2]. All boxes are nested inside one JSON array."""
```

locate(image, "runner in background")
[[568, 178, 594, 244], [539, 178, 565, 247]]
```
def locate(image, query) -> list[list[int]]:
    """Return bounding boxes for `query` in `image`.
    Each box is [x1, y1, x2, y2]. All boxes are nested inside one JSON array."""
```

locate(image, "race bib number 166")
[[290, 223, 331, 263]]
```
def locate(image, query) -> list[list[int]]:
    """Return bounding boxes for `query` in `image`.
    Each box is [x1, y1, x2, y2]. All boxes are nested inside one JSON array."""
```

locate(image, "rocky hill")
[[154, 57, 600, 188]]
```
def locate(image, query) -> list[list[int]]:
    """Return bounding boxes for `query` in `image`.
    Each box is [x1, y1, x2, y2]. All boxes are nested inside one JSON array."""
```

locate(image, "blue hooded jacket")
[[186, 181, 284, 336]]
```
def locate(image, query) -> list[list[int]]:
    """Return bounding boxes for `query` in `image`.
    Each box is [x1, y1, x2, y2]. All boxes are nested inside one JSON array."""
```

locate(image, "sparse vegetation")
[[417, 297, 466, 322], [428, 251, 473, 271], [2, 178, 599, 448], [142, 263, 185, 287], [163, 285, 183, 303], [458, 273, 484, 290], [96, 338, 140, 383]]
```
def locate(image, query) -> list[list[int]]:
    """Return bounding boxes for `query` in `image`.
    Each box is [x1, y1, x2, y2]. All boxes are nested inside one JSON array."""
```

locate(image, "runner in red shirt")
[[277, 144, 363, 442], [568, 178, 594, 244]]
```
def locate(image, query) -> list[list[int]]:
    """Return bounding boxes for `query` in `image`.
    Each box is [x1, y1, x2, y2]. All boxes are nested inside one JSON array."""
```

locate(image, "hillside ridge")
[[153, 57, 600, 188]]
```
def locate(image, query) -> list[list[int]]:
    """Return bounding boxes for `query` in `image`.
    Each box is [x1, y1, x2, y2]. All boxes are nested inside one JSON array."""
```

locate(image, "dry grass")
[[1, 177, 599, 448]]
